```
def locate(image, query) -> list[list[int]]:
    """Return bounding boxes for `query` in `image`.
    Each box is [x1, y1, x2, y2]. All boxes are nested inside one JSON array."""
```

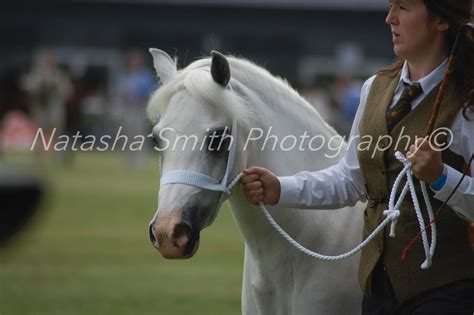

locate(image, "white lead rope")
[[225, 172, 399, 261], [227, 152, 436, 269]]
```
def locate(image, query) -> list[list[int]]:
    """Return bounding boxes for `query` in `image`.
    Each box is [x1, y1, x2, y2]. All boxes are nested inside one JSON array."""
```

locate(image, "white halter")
[[159, 120, 436, 270]]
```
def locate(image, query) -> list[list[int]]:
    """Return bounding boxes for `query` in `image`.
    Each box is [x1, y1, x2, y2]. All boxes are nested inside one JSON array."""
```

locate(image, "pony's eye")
[[206, 127, 231, 153]]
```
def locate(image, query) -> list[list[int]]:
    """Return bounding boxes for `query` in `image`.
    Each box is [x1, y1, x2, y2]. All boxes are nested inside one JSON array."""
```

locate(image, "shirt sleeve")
[[277, 76, 376, 209], [431, 112, 474, 221]]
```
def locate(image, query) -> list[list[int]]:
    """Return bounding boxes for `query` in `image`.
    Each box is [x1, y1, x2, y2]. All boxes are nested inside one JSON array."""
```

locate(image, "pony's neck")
[[228, 58, 343, 174], [225, 58, 346, 264]]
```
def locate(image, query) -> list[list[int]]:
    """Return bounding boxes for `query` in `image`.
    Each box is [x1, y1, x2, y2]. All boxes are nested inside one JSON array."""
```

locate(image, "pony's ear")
[[149, 48, 177, 84], [210, 51, 230, 87]]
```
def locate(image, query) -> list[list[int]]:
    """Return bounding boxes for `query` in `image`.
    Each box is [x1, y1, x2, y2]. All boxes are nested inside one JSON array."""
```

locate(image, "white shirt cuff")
[[431, 164, 462, 201], [277, 176, 301, 206], [431, 164, 473, 221]]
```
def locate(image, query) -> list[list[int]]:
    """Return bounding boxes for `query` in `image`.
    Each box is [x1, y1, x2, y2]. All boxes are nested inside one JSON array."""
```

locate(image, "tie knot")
[[403, 82, 422, 100], [387, 82, 423, 132]]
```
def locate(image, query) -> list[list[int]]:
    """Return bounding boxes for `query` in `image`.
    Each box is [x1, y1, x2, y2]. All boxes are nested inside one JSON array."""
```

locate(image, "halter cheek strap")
[[159, 119, 239, 202]]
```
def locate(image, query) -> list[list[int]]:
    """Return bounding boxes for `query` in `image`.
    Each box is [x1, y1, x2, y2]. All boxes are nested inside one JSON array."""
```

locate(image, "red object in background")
[[1, 110, 37, 150]]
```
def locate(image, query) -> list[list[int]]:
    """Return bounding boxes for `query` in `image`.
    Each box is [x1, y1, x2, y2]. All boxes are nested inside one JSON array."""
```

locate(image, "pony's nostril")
[[172, 223, 191, 248], [173, 222, 200, 256], [149, 223, 157, 245]]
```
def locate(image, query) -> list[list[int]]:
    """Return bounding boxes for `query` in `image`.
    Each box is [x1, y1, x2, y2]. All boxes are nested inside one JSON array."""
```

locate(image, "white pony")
[[147, 49, 365, 314]]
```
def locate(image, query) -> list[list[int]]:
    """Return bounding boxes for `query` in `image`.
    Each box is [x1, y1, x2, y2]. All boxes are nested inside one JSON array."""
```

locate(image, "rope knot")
[[384, 209, 400, 219], [395, 151, 411, 166], [383, 209, 400, 238]]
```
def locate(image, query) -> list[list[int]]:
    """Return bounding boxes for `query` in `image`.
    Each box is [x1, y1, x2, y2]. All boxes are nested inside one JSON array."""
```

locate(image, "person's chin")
[[393, 46, 405, 59]]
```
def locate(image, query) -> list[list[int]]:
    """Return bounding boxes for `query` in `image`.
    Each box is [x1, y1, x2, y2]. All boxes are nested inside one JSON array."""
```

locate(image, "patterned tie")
[[387, 82, 423, 132]]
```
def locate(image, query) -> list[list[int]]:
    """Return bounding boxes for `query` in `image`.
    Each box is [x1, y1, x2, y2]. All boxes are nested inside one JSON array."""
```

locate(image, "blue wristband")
[[430, 166, 447, 191]]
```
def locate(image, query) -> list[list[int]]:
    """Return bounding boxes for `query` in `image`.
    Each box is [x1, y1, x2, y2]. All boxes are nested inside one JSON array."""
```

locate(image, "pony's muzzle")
[[149, 216, 200, 259]]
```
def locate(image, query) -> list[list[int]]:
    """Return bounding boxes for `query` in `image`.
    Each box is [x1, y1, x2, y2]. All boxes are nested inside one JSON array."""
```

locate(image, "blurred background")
[[0, 0, 394, 314]]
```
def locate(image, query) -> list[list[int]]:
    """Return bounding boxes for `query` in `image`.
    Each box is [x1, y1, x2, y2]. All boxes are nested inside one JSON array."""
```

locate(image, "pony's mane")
[[147, 55, 318, 128]]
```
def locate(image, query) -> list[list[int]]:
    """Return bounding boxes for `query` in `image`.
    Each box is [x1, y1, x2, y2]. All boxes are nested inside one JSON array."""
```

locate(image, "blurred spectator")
[[22, 51, 72, 147], [340, 80, 362, 122], [118, 50, 155, 168], [329, 76, 361, 136]]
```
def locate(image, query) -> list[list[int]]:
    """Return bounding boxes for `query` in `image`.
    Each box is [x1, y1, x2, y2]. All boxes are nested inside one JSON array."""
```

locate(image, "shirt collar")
[[396, 59, 447, 95]]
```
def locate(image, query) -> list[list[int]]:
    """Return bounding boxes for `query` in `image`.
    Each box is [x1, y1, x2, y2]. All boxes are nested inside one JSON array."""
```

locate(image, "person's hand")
[[240, 167, 281, 205], [406, 137, 444, 183]]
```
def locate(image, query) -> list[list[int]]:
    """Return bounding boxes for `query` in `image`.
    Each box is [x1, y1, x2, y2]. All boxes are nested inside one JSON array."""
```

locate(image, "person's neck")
[[406, 50, 448, 81]]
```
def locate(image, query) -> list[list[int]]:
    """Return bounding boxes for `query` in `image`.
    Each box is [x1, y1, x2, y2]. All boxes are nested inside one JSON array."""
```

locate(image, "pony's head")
[[147, 49, 252, 259]]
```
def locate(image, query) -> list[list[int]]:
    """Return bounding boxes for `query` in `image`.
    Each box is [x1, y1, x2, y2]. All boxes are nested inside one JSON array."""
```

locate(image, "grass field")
[[0, 152, 244, 315]]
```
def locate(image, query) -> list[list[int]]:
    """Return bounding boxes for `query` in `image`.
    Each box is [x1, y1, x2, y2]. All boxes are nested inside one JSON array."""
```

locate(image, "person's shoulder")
[[360, 75, 377, 96], [362, 75, 376, 88]]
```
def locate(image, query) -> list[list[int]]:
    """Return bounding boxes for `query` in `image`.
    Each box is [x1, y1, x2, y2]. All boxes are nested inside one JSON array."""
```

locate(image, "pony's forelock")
[[147, 64, 254, 128], [184, 69, 254, 126], [147, 73, 184, 125]]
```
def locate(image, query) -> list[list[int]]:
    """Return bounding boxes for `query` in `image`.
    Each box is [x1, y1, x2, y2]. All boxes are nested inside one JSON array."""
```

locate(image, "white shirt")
[[278, 60, 474, 221]]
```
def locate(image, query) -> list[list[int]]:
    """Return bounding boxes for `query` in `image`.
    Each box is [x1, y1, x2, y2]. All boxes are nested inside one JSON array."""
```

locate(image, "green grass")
[[0, 152, 244, 315]]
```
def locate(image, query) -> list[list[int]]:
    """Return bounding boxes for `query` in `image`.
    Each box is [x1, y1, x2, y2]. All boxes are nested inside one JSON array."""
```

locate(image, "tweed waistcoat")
[[357, 70, 474, 302]]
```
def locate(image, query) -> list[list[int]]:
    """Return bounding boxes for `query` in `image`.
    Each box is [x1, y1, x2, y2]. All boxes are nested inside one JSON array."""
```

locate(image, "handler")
[[240, 1, 474, 313]]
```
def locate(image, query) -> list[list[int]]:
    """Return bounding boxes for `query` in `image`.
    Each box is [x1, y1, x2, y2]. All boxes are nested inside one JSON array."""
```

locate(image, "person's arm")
[[276, 76, 376, 209], [431, 113, 474, 221], [277, 147, 367, 209]]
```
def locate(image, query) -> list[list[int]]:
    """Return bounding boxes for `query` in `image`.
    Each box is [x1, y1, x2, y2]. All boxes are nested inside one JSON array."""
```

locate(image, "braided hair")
[[424, 0, 473, 118]]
